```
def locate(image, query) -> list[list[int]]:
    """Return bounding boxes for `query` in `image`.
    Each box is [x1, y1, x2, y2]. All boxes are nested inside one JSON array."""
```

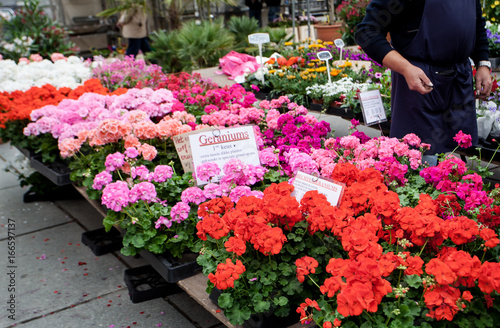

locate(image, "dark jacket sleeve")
[[355, 0, 489, 65], [354, 0, 400, 65]]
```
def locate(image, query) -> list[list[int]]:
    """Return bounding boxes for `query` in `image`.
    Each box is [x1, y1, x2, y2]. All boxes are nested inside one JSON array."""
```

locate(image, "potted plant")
[[314, 0, 344, 42], [486, 22, 500, 70]]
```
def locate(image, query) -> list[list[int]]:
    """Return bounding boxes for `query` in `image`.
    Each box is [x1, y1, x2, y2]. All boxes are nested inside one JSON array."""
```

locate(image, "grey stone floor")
[[0, 142, 224, 328]]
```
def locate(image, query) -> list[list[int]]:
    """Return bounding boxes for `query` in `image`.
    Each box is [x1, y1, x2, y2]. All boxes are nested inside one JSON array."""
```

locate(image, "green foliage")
[[147, 18, 234, 73], [0, 0, 77, 61], [226, 15, 260, 53]]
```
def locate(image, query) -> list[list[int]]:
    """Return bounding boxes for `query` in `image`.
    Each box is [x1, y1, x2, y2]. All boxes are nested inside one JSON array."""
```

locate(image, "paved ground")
[[0, 142, 225, 328], [2, 67, 500, 328]]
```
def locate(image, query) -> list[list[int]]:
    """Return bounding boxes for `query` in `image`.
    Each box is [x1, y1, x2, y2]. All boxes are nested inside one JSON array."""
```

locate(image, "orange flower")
[[480, 227, 500, 248], [295, 256, 319, 283], [207, 258, 246, 290], [251, 225, 287, 255], [445, 216, 480, 245], [424, 285, 461, 321], [224, 236, 246, 256]]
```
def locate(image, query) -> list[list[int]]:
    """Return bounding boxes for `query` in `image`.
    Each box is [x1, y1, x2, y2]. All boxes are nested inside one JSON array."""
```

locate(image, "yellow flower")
[[298, 46, 305, 51], [307, 68, 316, 73], [493, 17, 497, 22], [496, 1, 499, 5], [301, 75, 308, 80], [311, 74, 317, 79], [342, 74, 348, 77], [268, 70, 276, 74], [316, 67, 327, 72], [492, 3, 495, 8], [278, 72, 285, 77], [284, 42, 293, 46], [308, 63, 315, 67], [287, 75, 296, 80], [325, 41, 334, 45]]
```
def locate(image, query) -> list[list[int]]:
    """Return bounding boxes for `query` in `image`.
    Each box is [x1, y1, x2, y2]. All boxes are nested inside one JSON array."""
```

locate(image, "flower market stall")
[[2, 41, 500, 328]]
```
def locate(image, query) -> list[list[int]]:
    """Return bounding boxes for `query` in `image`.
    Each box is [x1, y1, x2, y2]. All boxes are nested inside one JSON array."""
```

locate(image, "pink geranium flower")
[[453, 130, 472, 148]]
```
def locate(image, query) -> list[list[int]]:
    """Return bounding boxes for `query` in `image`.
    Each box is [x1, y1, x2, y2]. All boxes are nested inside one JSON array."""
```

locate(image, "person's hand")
[[475, 66, 492, 99], [402, 64, 433, 95], [116, 22, 123, 29]]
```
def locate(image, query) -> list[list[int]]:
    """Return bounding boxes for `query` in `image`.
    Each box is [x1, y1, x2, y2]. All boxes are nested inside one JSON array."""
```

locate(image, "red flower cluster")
[[295, 163, 500, 323], [207, 258, 246, 290]]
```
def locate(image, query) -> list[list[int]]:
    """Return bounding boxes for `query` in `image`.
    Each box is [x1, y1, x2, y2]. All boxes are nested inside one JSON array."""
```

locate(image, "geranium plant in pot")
[[294, 153, 500, 327]]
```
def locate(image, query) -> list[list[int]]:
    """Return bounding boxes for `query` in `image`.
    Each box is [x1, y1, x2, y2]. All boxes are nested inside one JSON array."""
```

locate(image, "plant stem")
[[417, 238, 429, 257]]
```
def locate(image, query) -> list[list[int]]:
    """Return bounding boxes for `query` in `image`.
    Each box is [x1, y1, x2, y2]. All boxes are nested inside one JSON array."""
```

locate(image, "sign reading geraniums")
[[292, 170, 345, 207], [188, 125, 260, 185]]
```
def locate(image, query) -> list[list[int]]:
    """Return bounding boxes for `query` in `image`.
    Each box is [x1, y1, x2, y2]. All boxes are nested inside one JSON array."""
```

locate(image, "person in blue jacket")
[[355, 0, 492, 165]]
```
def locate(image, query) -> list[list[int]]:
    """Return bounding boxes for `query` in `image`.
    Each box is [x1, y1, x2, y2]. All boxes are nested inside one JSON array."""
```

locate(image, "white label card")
[[248, 33, 270, 44], [334, 39, 345, 48], [291, 171, 345, 207], [317, 51, 332, 61], [189, 126, 261, 185], [359, 89, 387, 126]]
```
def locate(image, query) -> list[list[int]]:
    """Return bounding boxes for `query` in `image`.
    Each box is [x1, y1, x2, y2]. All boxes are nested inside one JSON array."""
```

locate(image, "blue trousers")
[[126, 37, 151, 57]]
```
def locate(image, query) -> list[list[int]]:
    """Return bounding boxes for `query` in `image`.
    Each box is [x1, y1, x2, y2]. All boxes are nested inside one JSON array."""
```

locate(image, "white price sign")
[[359, 89, 387, 126], [317, 51, 332, 61], [317, 51, 333, 83], [189, 126, 260, 185], [291, 171, 345, 207], [248, 33, 270, 44]]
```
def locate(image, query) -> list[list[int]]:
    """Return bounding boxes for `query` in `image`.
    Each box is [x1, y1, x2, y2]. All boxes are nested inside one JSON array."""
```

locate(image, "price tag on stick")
[[291, 171, 345, 207], [317, 51, 333, 83], [334, 38, 345, 61], [248, 33, 270, 84]]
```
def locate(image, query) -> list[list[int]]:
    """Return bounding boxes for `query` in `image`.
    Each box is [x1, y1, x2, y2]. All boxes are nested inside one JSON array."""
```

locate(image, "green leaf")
[[218, 293, 233, 309], [278, 262, 294, 276], [403, 274, 422, 288], [224, 303, 252, 325], [131, 233, 146, 248], [254, 300, 270, 312], [103, 215, 115, 232], [273, 296, 288, 306]]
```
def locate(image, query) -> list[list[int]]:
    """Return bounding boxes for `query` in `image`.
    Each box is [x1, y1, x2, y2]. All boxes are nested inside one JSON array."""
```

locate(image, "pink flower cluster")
[[312, 133, 428, 185], [23, 87, 191, 158], [420, 156, 492, 211], [201, 103, 265, 127]]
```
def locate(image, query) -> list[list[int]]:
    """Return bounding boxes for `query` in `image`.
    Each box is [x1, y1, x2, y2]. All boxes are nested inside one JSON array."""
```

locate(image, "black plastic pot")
[[30, 155, 72, 186], [81, 227, 123, 256], [124, 265, 183, 303], [139, 250, 201, 283]]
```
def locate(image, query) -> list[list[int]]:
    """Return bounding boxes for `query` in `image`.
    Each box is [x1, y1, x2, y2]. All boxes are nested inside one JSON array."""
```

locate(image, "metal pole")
[[307, 0, 310, 39], [291, 0, 296, 43]]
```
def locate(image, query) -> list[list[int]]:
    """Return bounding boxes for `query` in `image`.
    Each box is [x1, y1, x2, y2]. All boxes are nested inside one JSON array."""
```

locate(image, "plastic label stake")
[[334, 38, 345, 61], [317, 50, 333, 83], [248, 33, 270, 83]]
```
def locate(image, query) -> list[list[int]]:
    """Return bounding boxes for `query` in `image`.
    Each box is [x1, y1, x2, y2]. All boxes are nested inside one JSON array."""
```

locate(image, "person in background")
[[266, 0, 281, 25], [355, 0, 492, 166], [116, 4, 151, 58], [246, 0, 263, 27]]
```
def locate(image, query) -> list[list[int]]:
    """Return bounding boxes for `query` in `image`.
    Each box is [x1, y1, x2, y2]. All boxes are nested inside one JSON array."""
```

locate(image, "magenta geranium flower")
[[453, 130, 472, 148]]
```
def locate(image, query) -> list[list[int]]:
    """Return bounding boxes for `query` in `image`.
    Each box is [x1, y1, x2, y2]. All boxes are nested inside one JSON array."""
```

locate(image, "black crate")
[[30, 156, 72, 186], [81, 227, 123, 256], [124, 265, 183, 303], [140, 251, 201, 283]]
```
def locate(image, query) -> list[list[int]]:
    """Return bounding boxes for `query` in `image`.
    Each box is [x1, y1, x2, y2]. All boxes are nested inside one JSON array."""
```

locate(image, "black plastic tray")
[[140, 250, 201, 283], [30, 155, 72, 186], [81, 227, 123, 256], [124, 265, 183, 303]]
